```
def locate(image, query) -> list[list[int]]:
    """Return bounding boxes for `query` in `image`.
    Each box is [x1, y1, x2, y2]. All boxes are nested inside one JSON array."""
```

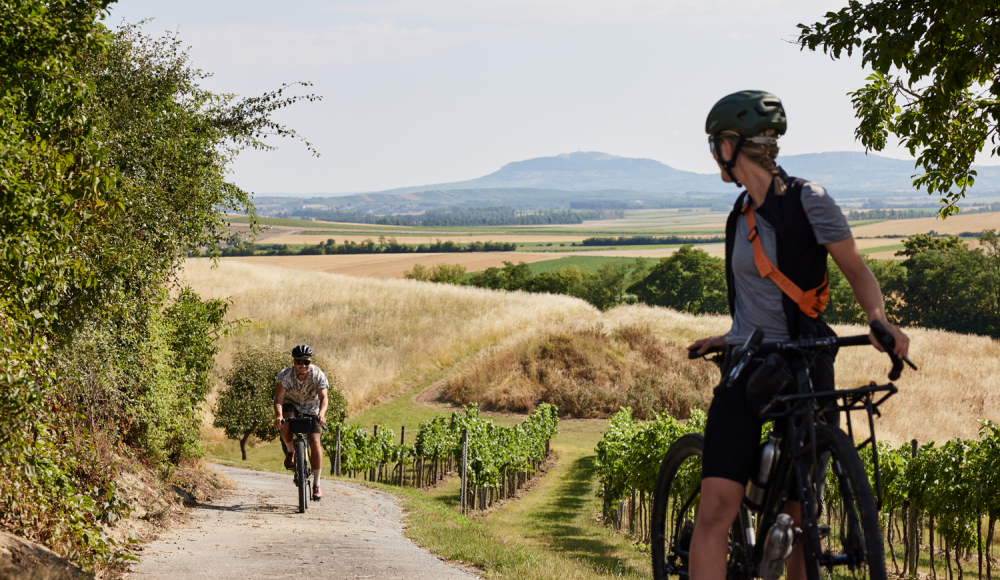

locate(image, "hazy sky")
[[105, 0, 997, 195]]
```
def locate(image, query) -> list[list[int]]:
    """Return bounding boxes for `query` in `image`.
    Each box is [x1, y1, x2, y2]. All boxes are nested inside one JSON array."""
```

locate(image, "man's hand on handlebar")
[[316, 416, 327, 427], [689, 334, 727, 356], [868, 319, 909, 359], [274, 417, 284, 432]]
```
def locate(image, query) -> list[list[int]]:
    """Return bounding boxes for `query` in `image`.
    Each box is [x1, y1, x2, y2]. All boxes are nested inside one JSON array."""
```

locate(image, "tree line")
[[205, 237, 517, 257], [1, 5, 317, 570], [290, 206, 608, 226], [581, 234, 725, 247]]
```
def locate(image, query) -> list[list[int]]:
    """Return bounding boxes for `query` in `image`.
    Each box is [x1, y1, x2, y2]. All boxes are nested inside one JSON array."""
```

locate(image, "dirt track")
[[125, 464, 477, 580]]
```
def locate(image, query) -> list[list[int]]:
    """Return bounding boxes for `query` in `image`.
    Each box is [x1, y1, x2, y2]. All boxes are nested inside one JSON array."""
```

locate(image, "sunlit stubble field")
[[181, 259, 595, 415], [599, 307, 1000, 446]]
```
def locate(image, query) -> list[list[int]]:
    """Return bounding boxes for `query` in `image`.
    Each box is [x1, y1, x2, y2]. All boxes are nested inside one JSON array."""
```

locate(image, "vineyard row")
[[595, 408, 1000, 578], [319, 403, 559, 513]]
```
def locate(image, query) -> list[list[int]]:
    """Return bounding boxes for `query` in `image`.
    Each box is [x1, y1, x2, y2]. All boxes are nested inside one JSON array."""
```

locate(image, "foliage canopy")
[[798, 1, 1000, 216]]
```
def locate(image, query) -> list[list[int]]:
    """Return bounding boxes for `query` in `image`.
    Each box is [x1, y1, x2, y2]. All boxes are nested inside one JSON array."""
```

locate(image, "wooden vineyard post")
[[460, 428, 469, 515], [908, 439, 919, 577], [399, 426, 406, 486], [371, 425, 378, 482], [333, 424, 342, 476]]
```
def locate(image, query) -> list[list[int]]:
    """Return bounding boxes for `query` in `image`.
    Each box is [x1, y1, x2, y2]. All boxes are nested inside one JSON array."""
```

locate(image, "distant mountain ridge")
[[347, 150, 1000, 196]]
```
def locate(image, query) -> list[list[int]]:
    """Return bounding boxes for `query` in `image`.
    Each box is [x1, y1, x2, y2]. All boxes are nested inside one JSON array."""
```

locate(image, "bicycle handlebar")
[[689, 320, 917, 381]]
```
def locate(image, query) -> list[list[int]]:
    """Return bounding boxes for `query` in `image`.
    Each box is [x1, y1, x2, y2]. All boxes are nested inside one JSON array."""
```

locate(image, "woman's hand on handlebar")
[[689, 334, 727, 356], [869, 320, 909, 359]]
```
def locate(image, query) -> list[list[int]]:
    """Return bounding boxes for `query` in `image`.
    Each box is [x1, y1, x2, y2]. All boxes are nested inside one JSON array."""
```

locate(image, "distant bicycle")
[[282, 413, 323, 513], [652, 320, 917, 580]]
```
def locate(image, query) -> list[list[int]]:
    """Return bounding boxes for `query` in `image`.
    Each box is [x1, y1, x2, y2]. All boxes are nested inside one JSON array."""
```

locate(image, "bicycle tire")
[[296, 437, 308, 513], [652, 433, 751, 580], [799, 425, 886, 580]]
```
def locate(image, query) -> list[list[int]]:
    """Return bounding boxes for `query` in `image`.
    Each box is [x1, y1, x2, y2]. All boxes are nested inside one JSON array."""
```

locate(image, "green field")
[[524, 256, 650, 275]]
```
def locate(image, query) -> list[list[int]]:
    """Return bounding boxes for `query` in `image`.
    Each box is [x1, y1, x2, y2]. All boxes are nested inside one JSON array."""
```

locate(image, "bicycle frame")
[[749, 354, 898, 573]]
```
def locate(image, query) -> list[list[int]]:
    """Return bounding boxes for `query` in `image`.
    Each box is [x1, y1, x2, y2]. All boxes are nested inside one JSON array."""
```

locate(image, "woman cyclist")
[[688, 91, 910, 580]]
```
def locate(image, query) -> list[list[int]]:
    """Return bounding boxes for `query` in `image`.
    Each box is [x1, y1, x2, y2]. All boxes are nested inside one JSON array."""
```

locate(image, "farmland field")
[[851, 210, 1000, 237]]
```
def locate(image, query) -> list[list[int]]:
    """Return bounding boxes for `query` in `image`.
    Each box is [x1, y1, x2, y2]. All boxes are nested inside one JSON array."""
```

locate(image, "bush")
[[214, 345, 288, 460]]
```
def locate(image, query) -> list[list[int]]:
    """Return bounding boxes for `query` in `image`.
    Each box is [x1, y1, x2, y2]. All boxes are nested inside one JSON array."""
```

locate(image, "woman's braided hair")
[[721, 128, 786, 196]]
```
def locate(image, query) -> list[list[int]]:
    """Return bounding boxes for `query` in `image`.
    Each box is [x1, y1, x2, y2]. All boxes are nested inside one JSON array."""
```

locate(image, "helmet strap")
[[715, 134, 746, 188]]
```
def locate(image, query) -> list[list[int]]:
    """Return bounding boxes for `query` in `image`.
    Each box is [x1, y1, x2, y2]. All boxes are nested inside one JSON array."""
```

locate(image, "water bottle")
[[759, 513, 796, 580], [745, 435, 780, 511]]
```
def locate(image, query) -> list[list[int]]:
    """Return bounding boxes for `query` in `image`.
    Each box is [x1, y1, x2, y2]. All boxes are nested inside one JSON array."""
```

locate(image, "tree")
[[825, 257, 905, 325], [798, 2, 1000, 216], [628, 246, 726, 314], [214, 345, 289, 461], [893, 232, 1000, 337]]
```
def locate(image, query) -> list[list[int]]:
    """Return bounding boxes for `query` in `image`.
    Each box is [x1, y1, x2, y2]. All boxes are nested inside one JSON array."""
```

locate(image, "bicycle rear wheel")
[[296, 437, 309, 513], [799, 425, 886, 580], [652, 433, 751, 580]]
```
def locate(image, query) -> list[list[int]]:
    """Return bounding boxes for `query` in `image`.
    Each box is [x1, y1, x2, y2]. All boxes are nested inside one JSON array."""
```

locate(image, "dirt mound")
[[0, 532, 84, 580], [443, 324, 718, 419]]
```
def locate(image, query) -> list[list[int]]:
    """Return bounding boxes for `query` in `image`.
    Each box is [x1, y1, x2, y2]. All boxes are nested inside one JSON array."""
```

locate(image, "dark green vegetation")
[[595, 408, 1000, 577], [799, 2, 1000, 215], [0, 5, 315, 570], [205, 237, 517, 257], [827, 232, 1000, 338], [294, 206, 614, 226]]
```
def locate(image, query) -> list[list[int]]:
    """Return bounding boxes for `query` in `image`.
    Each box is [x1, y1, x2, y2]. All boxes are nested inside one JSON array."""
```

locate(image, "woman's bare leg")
[[690, 477, 746, 580]]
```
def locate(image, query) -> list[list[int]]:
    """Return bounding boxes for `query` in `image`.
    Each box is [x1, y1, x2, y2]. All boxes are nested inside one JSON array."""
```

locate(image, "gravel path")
[[125, 464, 478, 579]]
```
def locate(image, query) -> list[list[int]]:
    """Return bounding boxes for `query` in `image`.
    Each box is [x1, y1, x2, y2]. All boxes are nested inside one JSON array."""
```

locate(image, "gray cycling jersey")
[[726, 182, 852, 346]]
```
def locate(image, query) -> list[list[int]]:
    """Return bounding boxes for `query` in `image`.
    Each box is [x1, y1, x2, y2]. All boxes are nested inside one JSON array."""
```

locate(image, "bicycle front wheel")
[[652, 433, 751, 580], [296, 437, 309, 513], [800, 424, 886, 580]]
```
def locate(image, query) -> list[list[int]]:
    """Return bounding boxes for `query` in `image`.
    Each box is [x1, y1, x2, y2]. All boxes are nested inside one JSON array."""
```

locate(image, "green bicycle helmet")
[[706, 91, 786, 187]]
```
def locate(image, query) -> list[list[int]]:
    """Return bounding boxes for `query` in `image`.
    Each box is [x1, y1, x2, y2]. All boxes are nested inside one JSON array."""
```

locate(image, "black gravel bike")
[[651, 321, 916, 580], [283, 414, 320, 513]]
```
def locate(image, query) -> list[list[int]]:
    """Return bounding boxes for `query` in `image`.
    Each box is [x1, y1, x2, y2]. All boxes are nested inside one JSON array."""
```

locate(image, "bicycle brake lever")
[[724, 329, 764, 388]]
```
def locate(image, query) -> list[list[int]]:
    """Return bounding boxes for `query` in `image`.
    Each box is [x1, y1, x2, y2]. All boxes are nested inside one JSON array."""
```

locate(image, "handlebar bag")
[[746, 353, 794, 414], [286, 417, 315, 434]]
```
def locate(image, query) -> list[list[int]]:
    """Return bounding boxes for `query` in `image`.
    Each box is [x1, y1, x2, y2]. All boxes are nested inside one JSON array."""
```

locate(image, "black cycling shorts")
[[282, 403, 322, 434], [701, 348, 837, 486]]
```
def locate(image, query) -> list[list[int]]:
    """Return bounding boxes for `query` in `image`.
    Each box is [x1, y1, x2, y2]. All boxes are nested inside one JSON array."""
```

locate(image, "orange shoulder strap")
[[742, 201, 829, 318]]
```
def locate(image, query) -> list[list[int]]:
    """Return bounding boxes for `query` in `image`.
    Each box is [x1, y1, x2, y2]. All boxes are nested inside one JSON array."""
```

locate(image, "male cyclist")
[[689, 91, 909, 580], [274, 344, 330, 501]]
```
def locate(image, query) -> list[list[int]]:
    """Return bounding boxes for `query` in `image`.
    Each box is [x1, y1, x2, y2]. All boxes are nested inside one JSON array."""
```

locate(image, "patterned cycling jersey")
[[276, 365, 329, 416]]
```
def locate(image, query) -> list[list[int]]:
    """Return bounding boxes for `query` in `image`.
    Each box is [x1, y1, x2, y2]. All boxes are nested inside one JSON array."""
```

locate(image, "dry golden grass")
[[185, 259, 999, 446], [851, 211, 1000, 237], [443, 322, 718, 420], [180, 259, 594, 416]]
